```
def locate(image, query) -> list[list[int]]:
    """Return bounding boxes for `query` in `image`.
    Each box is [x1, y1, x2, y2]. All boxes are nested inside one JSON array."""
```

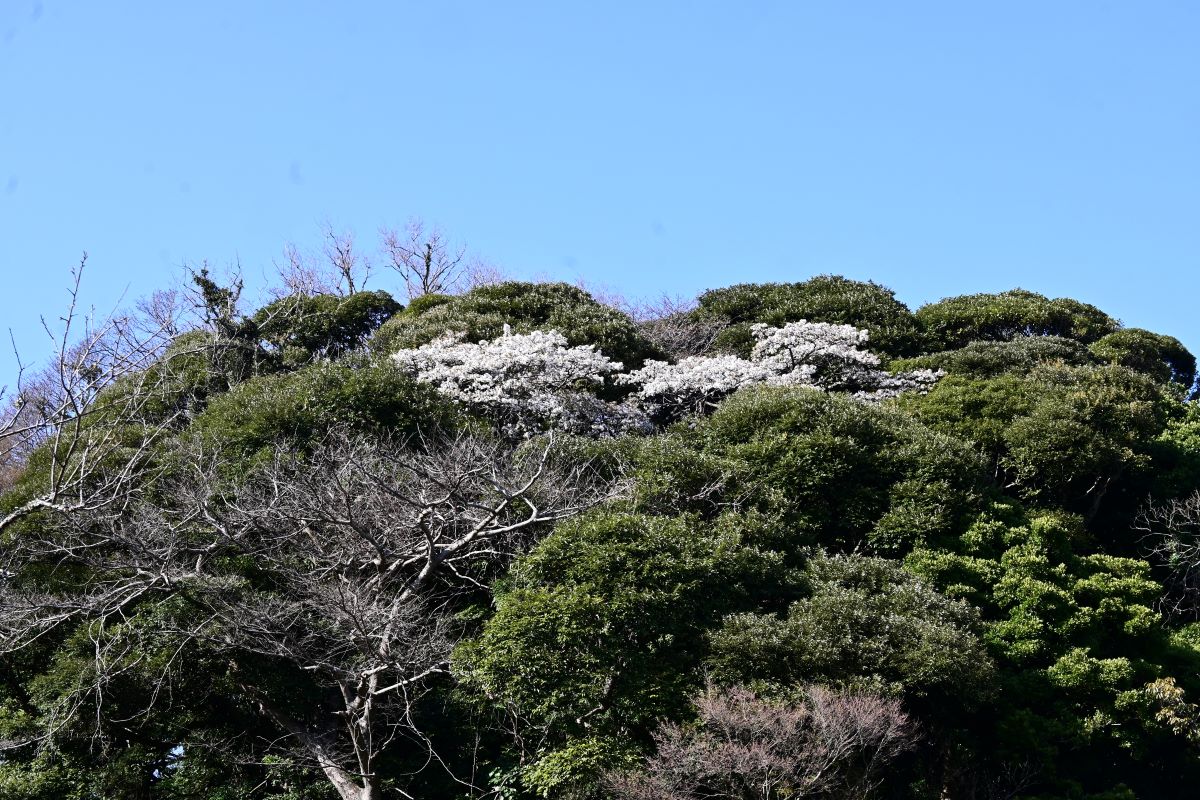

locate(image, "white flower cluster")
[[622, 320, 942, 420], [392, 330, 648, 437], [852, 368, 944, 402], [619, 354, 816, 418], [392, 322, 942, 437], [750, 320, 879, 376]]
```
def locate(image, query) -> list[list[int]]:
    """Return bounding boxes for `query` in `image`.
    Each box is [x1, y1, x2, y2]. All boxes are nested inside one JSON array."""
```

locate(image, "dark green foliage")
[[5, 271, 1200, 799], [648, 386, 987, 556], [1147, 402, 1200, 498], [695, 275, 924, 358], [372, 281, 664, 369], [191, 357, 457, 467], [894, 335, 1098, 378], [708, 553, 995, 708], [0, 600, 283, 800], [253, 290, 402, 363], [456, 509, 786, 794], [904, 365, 1170, 515], [1089, 328, 1197, 391], [457, 511, 783, 739], [916, 289, 1119, 350], [192, 268, 258, 342]]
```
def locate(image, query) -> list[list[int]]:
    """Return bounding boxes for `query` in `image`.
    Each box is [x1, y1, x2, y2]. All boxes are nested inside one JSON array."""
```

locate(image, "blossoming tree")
[[622, 320, 942, 421], [392, 329, 650, 437]]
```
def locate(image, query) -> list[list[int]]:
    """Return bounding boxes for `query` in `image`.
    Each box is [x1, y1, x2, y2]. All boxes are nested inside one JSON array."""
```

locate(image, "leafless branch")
[[381, 219, 468, 300], [606, 683, 917, 800], [632, 295, 724, 360], [0, 256, 184, 532], [0, 427, 622, 800], [1136, 491, 1200, 621]]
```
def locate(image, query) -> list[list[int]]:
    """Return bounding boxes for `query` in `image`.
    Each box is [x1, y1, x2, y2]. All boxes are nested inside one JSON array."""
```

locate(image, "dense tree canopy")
[[372, 281, 665, 370], [695, 275, 925, 359], [915, 289, 1119, 351], [1, 262, 1198, 800]]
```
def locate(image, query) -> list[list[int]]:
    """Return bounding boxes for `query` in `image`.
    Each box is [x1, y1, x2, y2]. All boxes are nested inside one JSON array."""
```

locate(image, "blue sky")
[[1, 2, 1197, 379]]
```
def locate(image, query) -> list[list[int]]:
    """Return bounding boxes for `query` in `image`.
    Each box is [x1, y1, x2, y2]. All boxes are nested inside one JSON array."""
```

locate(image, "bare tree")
[[941, 759, 1040, 800], [461, 258, 509, 291], [1136, 491, 1200, 621], [631, 295, 725, 360], [321, 223, 368, 295], [381, 219, 469, 300], [0, 428, 621, 800], [0, 257, 186, 534], [606, 683, 916, 800], [275, 223, 373, 299], [568, 283, 724, 361], [278, 241, 338, 297]]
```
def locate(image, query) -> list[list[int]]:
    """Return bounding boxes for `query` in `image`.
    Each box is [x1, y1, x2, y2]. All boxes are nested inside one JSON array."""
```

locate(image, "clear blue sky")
[[2, 1, 1198, 380]]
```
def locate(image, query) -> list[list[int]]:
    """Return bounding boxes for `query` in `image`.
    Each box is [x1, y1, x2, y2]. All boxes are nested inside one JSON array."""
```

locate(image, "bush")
[[666, 386, 986, 555], [708, 553, 995, 708], [894, 336, 1097, 378], [904, 365, 1170, 515], [1089, 328, 1196, 391], [455, 511, 782, 740], [696, 275, 924, 358], [373, 282, 664, 369], [915, 289, 1118, 351], [253, 290, 402, 362], [191, 357, 458, 467]]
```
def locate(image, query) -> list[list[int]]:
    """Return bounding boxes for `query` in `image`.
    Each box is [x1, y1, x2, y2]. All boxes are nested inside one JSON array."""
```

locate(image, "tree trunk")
[[241, 681, 373, 800]]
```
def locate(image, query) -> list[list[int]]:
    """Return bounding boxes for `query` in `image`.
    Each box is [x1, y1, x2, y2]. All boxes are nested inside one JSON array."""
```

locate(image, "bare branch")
[[606, 683, 917, 800], [0, 257, 185, 533], [1136, 491, 1200, 621], [381, 219, 468, 300], [0, 427, 622, 799]]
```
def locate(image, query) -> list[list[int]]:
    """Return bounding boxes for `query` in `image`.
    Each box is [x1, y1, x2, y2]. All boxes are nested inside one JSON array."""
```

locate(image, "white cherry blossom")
[[392, 330, 646, 437], [623, 320, 942, 420]]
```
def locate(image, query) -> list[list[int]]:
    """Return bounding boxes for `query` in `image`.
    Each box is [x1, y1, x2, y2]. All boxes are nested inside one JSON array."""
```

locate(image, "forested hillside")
[[1, 257, 1198, 800]]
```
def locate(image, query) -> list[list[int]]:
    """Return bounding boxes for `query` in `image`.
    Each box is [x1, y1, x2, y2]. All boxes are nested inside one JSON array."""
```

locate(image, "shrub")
[[894, 336, 1097, 378], [373, 282, 663, 369], [253, 290, 402, 361], [1089, 328, 1196, 391], [191, 357, 457, 467], [915, 289, 1118, 350], [696, 275, 925, 358], [708, 553, 995, 707]]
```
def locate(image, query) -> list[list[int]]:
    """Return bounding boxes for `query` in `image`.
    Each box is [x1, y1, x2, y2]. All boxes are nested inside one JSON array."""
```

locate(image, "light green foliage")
[[372, 281, 663, 369], [400, 291, 453, 316], [520, 737, 640, 799], [1089, 328, 1197, 391], [908, 504, 1196, 785], [695, 275, 924, 358], [708, 553, 995, 707], [1172, 622, 1200, 656], [916, 289, 1119, 351]]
